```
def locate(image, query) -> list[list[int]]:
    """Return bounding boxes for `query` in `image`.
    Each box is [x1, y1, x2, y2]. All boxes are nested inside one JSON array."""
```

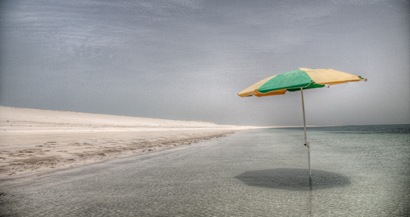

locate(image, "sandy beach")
[[0, 106, 254, 180]]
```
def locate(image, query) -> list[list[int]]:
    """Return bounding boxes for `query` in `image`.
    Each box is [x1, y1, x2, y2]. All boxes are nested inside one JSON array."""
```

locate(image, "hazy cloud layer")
[[1, 0, 409, 125]]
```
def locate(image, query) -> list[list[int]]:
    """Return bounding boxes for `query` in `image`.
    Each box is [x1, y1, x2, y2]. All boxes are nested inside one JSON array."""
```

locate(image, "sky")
[[0, 0, 409, 126]]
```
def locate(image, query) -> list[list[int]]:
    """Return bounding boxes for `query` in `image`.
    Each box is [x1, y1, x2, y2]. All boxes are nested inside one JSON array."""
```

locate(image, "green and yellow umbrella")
[[238, 68, 367, 185]]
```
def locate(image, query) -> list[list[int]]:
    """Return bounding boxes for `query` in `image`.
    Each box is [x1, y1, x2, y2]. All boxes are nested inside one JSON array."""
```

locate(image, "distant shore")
[[0, 106, 257, 182]]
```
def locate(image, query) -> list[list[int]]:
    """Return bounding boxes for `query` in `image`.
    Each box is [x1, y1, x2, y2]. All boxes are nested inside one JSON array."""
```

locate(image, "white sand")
[[0, 106, 255, 180]]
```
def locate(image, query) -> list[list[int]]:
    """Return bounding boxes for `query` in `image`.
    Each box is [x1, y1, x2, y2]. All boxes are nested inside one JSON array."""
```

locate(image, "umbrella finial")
[[359, 76, 368, 82]]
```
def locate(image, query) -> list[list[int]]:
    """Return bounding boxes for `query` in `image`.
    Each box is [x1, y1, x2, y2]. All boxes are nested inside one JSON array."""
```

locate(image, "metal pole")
[[300, 88, 312, 186]]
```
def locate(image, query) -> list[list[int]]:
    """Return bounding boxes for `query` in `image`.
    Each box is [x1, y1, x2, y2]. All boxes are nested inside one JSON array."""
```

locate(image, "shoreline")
[[0, 129, 240, 186], [0, 106, 255, 184]]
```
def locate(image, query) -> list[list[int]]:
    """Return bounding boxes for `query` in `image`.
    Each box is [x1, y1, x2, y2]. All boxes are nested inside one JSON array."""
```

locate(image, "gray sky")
[[0, 0, 409, 126]]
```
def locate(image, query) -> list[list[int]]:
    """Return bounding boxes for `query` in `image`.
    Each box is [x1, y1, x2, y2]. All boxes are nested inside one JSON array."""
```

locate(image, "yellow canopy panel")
[[237, 75, 286, 97], [300, 68, 362, 85]]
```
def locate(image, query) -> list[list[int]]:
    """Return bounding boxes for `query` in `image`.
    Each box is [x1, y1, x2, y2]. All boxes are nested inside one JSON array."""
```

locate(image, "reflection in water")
[[307, 188, 313, 217], [235, 168, 351, 191]]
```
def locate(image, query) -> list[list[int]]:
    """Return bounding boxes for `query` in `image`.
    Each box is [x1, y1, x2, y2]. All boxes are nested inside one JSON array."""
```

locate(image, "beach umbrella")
[[238, 68, 367, 184]]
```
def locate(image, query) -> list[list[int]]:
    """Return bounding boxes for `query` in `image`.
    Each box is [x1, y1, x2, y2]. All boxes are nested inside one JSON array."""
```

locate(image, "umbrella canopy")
[[238, 68, 366, 187], [238, 68, 366, 97]]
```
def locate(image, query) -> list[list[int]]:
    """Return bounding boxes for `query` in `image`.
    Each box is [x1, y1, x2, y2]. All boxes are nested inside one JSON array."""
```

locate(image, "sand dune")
[[0, 106, 254, 180]]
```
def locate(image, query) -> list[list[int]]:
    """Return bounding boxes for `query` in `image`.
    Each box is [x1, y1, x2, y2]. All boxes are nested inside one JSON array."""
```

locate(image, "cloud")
[[332, 0, 384, 6], [2, 0, 203, 60]]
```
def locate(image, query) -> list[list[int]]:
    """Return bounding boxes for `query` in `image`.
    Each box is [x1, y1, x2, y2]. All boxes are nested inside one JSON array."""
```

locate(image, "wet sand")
[[0, 106, 255, 180]]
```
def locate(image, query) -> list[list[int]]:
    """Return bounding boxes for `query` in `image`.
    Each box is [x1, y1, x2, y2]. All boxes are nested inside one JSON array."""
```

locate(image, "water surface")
[[1, 125, 409, 216]]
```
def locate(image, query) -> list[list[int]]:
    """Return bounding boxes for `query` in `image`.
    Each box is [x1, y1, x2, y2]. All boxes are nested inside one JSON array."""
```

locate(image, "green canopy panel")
[[288, 82, 325, 92], [258, 70, 324, 93]]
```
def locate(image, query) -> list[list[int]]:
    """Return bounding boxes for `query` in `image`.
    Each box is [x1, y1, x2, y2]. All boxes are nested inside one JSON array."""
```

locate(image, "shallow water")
[[1, 125, 409, 216]]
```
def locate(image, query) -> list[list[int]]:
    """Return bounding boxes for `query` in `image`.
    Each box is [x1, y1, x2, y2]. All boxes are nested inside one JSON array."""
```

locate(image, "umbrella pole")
[[300, 88, 312, 186]]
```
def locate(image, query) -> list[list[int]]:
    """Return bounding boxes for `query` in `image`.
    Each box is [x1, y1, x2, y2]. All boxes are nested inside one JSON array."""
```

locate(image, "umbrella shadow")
[[235, 168, 350, 191]]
